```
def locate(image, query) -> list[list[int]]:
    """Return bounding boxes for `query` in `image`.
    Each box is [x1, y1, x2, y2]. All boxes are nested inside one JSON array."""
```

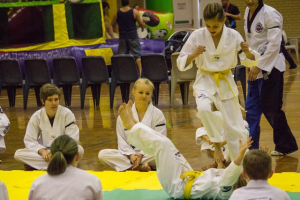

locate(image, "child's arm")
[[240, 42, 255, 60], [234, 137, 253, 166], [185, 45, 206, 68]]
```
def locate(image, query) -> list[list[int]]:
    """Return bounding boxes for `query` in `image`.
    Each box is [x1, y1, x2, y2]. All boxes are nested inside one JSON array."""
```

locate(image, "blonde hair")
[[203, 3, 225, 22], [133, 78, 154, 91]]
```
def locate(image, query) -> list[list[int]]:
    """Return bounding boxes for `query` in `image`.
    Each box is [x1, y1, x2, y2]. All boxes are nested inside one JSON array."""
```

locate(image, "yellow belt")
[[201, 68, 246, 112], [180, 170, 202, 199]]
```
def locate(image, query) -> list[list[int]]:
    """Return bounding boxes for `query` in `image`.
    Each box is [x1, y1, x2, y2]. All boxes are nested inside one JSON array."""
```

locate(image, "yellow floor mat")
[[1, 170, 299, 199]]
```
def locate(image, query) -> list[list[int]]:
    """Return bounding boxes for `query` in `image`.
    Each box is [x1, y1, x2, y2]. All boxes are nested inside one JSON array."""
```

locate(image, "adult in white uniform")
[[29, 135, 103, 200], [0, 106, 10, 164], [118, 101, 252, 199], [14, 84, 83, 170], [243, 0, 298, 155], [230, 149, 290, 200], [177, 3, 259, 163], [98, 78, 166, 171], [0, 181, 9, 200]]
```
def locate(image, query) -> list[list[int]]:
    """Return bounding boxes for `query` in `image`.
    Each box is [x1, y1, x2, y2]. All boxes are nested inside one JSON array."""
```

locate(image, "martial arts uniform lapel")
[[246, 3, 264, 39], [205, 25, 226, 56], [40, 105, 62, 145], [132, 103, 153, 126], [140, 103, 153, 126]]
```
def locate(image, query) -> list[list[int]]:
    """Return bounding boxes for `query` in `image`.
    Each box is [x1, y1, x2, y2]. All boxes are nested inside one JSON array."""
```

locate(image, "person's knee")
[[152, 136, 170, 150], [98, 149, 110, 161], [197, 104, 212, 119], [14, 149, 23, 162]]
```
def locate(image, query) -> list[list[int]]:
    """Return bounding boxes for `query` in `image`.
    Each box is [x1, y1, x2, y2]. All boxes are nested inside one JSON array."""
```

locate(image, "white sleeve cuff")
[[177, 54, 193, 71], [241, 49, 260, 68]]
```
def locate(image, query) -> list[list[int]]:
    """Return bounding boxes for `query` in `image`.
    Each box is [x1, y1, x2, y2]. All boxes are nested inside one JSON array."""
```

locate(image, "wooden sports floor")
[[0, 54, 299, 199]]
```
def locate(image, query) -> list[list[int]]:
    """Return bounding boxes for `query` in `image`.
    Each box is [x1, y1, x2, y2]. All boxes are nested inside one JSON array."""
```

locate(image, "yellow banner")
[[85, 48, 114, 65]]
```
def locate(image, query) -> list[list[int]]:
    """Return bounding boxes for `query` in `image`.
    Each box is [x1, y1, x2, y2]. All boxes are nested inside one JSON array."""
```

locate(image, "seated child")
[[230, 149, 290, 200]]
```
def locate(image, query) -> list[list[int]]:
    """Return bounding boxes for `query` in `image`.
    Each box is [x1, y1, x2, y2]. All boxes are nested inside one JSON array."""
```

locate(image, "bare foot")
[[137, 163, 151, 172], [213, 143, 225, 163], [127, 100, 138, 124], [118, 103, 136, 130], [202, 162, 217, 171]]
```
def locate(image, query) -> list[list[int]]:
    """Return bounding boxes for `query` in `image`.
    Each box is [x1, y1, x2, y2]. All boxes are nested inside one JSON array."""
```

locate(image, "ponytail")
[[47, 135, 78, 175]]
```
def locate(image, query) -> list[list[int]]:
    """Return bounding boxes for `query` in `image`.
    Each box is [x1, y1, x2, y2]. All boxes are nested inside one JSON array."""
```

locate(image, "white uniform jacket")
[[177, 25, 260, 100], [117, 103, 166, 156], [29, 166, 103, 200], [244, 4, 285, 79], [24, 105, 79, 153], [192, 161, 242, 199], [230, 180, 290, 200], [0, 107, 10, 154]]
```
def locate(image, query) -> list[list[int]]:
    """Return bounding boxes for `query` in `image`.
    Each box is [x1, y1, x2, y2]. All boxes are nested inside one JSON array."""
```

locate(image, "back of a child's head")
[[243, 149, 271, 180]]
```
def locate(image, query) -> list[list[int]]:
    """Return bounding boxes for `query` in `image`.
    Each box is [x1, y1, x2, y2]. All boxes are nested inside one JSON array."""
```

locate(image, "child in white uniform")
[[0, 106, 10, 164], [14, 84, 83, 170], [177, 3, 259, 164], [99, 78, 166, 171], [230, 149, 290, 200], [29, 135, 103, 200], [0, 181, 8, 200], [118, 101, 252, 199]]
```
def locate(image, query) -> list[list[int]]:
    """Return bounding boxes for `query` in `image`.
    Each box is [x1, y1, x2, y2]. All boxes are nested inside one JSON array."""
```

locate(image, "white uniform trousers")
[[0, 136, 6, 154], [196, 93, 248, 161], [98, 149, 156, 171], [14, 145, 84, 170], [128, 123, 191, 199]]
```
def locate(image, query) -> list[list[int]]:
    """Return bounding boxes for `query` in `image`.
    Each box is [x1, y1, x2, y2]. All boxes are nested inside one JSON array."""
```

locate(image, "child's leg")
[[218, 98, 248, 161], [14, 148, 48, 170], [128, 123, 191, 199], [196, 96, 224, 163], [98, 149, 134, 171], [119, 102, 190, 199]]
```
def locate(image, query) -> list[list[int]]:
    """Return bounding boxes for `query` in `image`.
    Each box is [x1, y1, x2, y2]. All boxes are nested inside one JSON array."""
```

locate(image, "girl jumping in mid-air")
[[177, 3, 259, 164]]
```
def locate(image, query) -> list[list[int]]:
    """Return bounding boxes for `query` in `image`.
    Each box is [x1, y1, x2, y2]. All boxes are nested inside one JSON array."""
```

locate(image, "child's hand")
[[240, 42, 250, 54], [130, 153, 143, 170], [239, 137, 253, 154], [259, 146, 271, 155], [194, 45, 206, 56]]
